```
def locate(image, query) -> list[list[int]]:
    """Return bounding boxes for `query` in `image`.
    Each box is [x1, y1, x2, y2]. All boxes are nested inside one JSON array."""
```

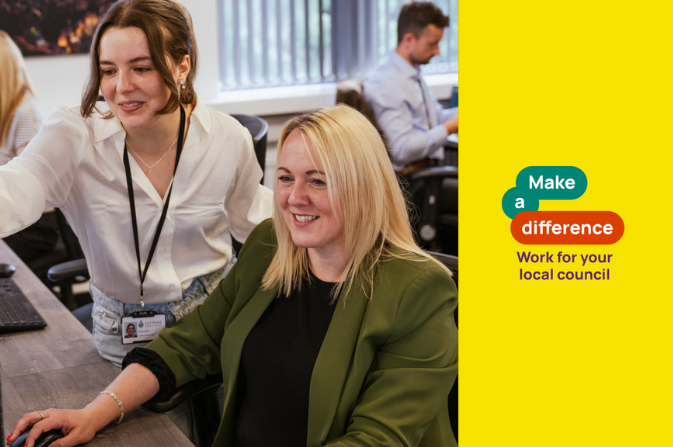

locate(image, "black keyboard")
[[0, 278, 47, 333]]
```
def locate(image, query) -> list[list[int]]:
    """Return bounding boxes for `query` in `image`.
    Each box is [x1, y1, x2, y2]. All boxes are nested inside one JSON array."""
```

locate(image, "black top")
[[235, 272, 337, 447]]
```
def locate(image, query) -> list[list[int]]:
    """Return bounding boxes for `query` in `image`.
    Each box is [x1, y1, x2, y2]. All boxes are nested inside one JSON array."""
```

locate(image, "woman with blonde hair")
[[9, 105, 457, 447], [0, 30, 43, 163], [0, 30, 59, 265]]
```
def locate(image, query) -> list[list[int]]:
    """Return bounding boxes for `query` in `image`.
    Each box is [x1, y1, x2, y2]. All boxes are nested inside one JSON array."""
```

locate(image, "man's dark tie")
[[418, 78, 432, 128]]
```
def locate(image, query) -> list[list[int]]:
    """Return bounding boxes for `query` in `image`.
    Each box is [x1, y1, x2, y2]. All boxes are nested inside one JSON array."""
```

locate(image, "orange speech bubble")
[[511, 211, 624, 245]]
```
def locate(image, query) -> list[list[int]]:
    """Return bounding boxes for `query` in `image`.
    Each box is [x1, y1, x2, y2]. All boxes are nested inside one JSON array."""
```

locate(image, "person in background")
[[364, 1, 458, 176], [0, 29, 60, 267], [8, 104, 458, 447], [0, 0, 272, 367]]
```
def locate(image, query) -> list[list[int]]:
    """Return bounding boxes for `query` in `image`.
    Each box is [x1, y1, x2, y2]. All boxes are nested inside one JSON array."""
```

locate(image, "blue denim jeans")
[[90, 258, 235, 367]]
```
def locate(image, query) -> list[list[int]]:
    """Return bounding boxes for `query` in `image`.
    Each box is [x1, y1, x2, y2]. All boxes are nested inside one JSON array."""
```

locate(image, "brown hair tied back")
[[81, 0, 199, 118]]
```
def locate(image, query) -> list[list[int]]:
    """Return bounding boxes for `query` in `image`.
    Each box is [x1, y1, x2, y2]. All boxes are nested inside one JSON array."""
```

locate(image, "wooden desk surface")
[[0, 241, 192, 446]]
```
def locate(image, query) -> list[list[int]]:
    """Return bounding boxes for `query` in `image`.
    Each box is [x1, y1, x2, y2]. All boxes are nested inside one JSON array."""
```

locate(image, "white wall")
[[25, 55, 91, 114]]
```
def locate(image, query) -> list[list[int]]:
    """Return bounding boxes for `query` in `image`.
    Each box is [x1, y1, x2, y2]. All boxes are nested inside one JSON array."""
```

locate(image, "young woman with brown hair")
[[0, 0, 272, 366]]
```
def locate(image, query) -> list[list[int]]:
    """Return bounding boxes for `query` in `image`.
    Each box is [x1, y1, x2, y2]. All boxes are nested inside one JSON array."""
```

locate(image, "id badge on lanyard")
[[121, 105, 185, 345], [121, 311, 166, 345]]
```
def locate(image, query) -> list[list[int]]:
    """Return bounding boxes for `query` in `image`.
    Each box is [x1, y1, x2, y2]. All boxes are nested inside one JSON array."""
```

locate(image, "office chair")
[[51, 210, 89, 309], [144, 374, 223, 447], [47, 115, 269, 329], [445, 137, 458, 168], [25, 209, 88, 310], [409, 167, 458, 256], [230, 114, 269, 253], [336, 82, 458, 255], [231, 114, 269, 185], [427, 251, 458, 442]]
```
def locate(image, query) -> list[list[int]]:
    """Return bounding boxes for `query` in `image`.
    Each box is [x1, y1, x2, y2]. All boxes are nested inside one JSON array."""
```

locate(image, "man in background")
[[364, 1, 457, 176]]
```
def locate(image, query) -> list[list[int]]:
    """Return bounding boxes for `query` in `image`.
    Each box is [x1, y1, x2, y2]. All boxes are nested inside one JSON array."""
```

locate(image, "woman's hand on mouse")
[[7, 408, 98, 447], [8, 364, 161, 447]]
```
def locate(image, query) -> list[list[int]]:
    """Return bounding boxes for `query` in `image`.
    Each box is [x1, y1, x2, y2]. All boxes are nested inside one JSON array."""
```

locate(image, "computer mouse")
[[0, 263, 16, 279], [9, 429, 64, 447]]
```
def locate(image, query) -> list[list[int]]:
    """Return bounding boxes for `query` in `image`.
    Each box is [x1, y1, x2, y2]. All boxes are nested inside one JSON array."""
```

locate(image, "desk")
[[0, 241, 191, 446]]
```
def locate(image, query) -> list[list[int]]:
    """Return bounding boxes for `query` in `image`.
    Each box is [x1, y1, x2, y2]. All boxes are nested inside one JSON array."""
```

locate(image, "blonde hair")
[[0, 30, 35, 144], [262, 104, 451, 300]]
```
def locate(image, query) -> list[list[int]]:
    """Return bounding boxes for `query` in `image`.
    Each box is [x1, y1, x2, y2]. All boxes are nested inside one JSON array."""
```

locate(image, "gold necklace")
[[126, 136, 178, 174]]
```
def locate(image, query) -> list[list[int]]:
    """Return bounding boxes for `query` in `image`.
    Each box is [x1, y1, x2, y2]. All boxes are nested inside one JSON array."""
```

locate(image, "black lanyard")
[[123, 105, 186, 309]]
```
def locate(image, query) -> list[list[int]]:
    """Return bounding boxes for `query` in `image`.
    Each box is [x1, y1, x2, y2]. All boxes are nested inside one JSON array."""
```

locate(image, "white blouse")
[[0, 99, 273, 304]]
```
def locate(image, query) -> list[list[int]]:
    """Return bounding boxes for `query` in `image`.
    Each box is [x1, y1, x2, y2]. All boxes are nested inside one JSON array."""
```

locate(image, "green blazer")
[[147, 219, 458, 447]]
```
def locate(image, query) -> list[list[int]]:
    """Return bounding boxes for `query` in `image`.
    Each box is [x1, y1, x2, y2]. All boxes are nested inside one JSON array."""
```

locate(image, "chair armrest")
[[445, 140, 458, 151], [47, 258, 88, 282], [408, 167, 459, 247], [143, 373, 224, 413], [409, 166, 458, 181]]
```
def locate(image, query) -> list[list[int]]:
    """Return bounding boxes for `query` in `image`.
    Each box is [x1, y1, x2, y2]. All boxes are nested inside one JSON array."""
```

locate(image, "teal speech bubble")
[[515, 166, 587, 200], [502, 187, 539, 219]]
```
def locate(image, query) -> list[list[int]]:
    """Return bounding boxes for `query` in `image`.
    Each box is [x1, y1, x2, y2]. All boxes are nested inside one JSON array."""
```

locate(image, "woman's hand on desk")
[[7, 408, 99, 447], [8, 363, 161, 447]]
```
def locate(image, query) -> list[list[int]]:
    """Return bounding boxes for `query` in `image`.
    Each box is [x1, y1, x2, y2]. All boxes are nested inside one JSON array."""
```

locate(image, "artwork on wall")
[[0, 0, 117, 56]]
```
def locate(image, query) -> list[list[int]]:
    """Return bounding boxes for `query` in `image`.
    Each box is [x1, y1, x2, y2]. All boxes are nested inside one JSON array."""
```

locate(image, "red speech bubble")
[[511, 211, 624, 245]]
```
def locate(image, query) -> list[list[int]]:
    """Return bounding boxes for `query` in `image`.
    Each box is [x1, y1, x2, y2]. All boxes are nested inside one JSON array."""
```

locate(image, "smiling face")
[[98, 26, 187, 130], [276, 129, 345, 258], [408, 24, 444, 65], [126, 324, 135, 337]]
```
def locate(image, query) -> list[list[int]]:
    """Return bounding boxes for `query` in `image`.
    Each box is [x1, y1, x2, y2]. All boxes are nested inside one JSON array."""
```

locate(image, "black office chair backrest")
[[54, 209, 84, 260], [231, 114, 269, 184]]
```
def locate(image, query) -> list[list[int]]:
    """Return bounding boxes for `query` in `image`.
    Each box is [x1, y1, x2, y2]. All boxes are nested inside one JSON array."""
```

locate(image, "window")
[[218, 0, 457, 90]]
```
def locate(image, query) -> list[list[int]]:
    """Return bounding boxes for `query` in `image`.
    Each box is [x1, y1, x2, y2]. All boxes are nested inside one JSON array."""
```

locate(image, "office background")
[[2, 3, 460, 444], [7, 0, 458, 190]]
